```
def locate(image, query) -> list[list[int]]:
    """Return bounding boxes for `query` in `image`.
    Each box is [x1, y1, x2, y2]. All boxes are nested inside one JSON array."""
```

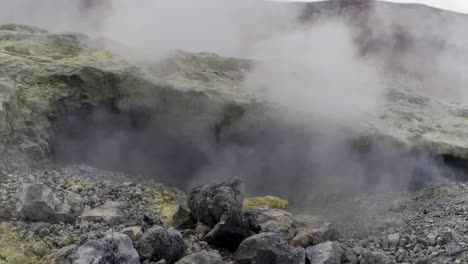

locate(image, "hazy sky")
[[275, 0, 468, 14]]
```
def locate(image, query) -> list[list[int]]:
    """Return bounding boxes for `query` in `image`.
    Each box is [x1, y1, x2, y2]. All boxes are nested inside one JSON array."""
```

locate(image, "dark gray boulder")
[[189, 178, 250, 250], [305, 241, 343, 264], [16, 183, 75, 223], [188, 178, 244, 227], [175, 251, 223, 264], [245, 206, 296, 239], [0, 205, 12, 221], [234, 232, 305, 264], [202, 213, 251, 251], [138, 225, 187, 264], [65, 232, 139, 264]]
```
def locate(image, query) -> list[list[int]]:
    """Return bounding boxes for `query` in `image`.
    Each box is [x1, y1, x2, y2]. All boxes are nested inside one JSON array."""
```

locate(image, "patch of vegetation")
[[144, 184, 190, 227], [0, 223, 51, 264], [68, 178, 96, 193], [243, 196, 289, 211]]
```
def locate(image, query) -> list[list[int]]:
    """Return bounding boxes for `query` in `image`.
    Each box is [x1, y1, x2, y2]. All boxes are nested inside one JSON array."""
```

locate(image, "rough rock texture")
[[65, 232, 139, 264], [16, 183, 75, 223], [79, 200, 125, 225], [138, 225, 187, 264], [188, 178, 244, 227], [245, 205, 296, 239], [234, 232, 305, 264], [0, 205, 12, 220], [202, 213, 251, 251], [121, 226, 144, 243], [148, 185, 193, 229], [175, 251, 223, 264], [290, 228, 325, 248], [305, 241, 343, 264], [0, 24, 250, 161], [189, 178, 250, 250]]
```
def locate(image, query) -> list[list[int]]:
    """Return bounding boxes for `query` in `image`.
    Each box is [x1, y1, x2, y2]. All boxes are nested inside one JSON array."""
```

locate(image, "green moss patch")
[[243, 196, 289, 211]]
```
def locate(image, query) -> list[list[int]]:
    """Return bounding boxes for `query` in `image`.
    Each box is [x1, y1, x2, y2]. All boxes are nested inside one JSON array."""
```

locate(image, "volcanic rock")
[[188, 178, 244, 227], [65, 232, 139, 264], [138, 225, 187, 264], [234, 232, 305, 264], [245, 205, 296, 239], [305, 241, 343, 264], [16, 183, 75, 223], [175, 251, 223, 264]]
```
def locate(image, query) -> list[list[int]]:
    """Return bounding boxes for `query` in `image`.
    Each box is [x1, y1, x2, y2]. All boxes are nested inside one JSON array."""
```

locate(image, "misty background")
[[2, 0, 468, 205]]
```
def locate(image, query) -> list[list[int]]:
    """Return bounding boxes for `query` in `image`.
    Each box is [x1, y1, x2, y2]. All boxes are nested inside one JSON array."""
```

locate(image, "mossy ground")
[[144, 184, 190, 227], [0, 222, 51, 264], [243, 196, 289, 211]]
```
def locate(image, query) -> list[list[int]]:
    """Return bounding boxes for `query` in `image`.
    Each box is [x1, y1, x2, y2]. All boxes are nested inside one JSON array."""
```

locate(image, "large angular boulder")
[[16, 183, 75, 223], [305, 241, 343, 264], [65, 232, 139, 264], [138, 225, 187, 264], [245, 206, 296, 239], [189, 178, 250, 250], [234, 232, 305, 264], [175, 251, 223, 264], [202, 213, 251, 251], [188, 178, 244, 227]]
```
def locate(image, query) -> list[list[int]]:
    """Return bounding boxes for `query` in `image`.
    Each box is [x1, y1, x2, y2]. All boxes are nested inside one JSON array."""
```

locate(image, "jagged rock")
[[0, 205, 12, 221], [202, 213, 251, 251], [445, 244, 463, 256], [192, 223, 210, 239], [188, 178, 244, 227], [16, 183, 75, 223], [245, 205, 296, 239], [121, 226, 144, 242], [53, 244, 77, 264], [305, 241, 343, 264], [79, 201, 125, 225], [234, 232, 305, 264], [189, 178, 249, 250], [290, 223, 338, 248], [138, 225, 186, 264], [175, 251, 223, 264], [362, 251, 395, 264], [387, 233, 400, 247], [290, 228, 324, 248], [149, 185, 193, 229], [29, 221, 51, 233], [65, 232, 139, 264]]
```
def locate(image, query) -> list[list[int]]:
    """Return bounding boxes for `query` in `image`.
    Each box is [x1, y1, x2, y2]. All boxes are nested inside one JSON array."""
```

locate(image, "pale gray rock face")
[[79, 200, 125, 225], [138, 226, 187, 264], [17, 183, 75, 223], [175, 251, 224, 264], [305, 241, 343, 264], [234, 232, 305, 264], [245, 205, 296, 239], [65, 232, 140, 264]]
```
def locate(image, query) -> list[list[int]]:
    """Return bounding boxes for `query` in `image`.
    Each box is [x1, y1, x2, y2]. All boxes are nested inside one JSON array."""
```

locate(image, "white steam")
[[244, 20, 384, 123]]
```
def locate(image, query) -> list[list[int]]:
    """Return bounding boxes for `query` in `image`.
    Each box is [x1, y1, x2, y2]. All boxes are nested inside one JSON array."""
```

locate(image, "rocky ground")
[[0, 156, 467, 264], [1, 2, 468, 264]]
